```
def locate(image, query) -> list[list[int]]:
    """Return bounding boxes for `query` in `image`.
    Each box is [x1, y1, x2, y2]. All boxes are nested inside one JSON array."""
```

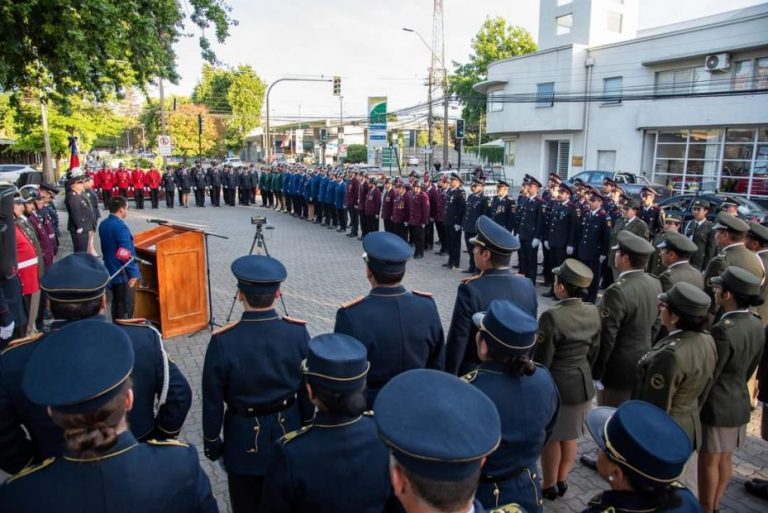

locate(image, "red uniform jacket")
[[146, 168, 162, 189], [408, 191, 430, 226], [364, 187, 382, 217], [391, 191, 412, 224], [381, 188, 395, 221], [131, 169, 146, 189], [15, 225, 39, 295], [115, 169, 130, 189], [99, 169, 115, 190]]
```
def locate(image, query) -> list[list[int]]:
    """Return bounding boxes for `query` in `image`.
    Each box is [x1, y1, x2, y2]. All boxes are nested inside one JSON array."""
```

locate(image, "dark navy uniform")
[[463, 184, 491, 273], [517, 193, 544, 282], [546, 198, 578, 279], [0, 321, 216, 513], [490, 193, 516, 232], [465, 301, 560, 513], [208, 166, 223, 206], [64, 183, 94, 252], [335, 232, 444, 406], [444, 178, 466, 268], [161, 170, 176, 208], [576, 197, 612, 303]]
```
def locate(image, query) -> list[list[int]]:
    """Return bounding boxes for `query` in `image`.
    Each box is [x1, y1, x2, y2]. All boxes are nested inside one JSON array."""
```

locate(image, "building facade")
[[476, 0, 768, 198]]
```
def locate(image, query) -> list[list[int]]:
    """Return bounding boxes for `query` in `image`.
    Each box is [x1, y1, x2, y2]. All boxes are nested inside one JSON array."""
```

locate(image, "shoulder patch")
[[282, 316, 307, 325], [460, 370, 479, 383], [490, 503, 525, 513], [461, 274, 481, 284], [411, 290, 433, 298], [280, 425, 312, 445], [2, 332, 44, 354], [341, 296, 365, 309], [650, 373, 666, 390], [8, 457, 55, 483], [114, 318, 149, 326], [147, 438, 190, 448], [212, 322, 239, 336]]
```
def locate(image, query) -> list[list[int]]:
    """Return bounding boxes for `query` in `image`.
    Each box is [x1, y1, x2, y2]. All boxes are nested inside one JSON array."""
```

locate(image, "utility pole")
[[39, 99, 54, 182], [432, 0, 449, 171], [159, 78, 167, 167], [339, 95, 344, 165], [427, 68, 434, 171]]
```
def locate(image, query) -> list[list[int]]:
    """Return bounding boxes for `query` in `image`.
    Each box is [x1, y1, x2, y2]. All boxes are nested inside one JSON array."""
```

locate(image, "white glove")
[[567, 246, 574, 256], [599, 255, 607, 264], [544, 241, 550, 250], [531, 238, 540, 249], [593, 380, 605, 391], [421, 224, 425, 228], [0, 321, 14, 339], [454, 224, 461, 232], [76, 228, 83, 234]]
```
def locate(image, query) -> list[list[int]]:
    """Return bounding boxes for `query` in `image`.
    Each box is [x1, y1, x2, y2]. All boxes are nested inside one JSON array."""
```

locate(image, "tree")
[[164, 102, 222, 157], [346, 144, 368, 164], [448, 17, 537, 145], [0, 0, 236, 102], [192, 64, 234, 113]]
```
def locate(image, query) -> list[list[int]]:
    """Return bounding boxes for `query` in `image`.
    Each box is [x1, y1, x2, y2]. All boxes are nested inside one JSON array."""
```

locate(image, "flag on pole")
[[68, 135, 80, 170]]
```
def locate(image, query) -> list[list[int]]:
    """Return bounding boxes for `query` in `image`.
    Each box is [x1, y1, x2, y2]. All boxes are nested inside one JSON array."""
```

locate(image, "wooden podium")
[[133, 224, 209, 339]]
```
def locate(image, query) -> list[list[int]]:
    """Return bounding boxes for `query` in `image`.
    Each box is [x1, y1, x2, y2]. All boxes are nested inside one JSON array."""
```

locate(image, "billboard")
[[367, 96, 387, 165]]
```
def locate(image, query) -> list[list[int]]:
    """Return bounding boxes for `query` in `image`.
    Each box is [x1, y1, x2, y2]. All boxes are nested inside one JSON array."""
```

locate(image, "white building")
[[475, 0, 768, 198]]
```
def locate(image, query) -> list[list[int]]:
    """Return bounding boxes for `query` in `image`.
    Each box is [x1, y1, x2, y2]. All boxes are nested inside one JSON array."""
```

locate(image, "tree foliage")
[[140, 97, 224, 157], [448, 17, 537, 144], [0, 0, 236, 102], [346, 144, 367, 164]]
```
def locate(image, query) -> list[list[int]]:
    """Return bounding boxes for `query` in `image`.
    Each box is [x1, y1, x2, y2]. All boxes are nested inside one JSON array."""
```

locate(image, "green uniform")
[[701, 310, 764, 428], [594, 270, 662, 392], [534, 298, 600, 405], [636, 329, 717, 448], [608, 218, 650, 278], [684, 218, 716, 270], [754, 249, 768, 324], [646, 232, 667, 277], [659, 260, 704, 292], [703, 242, 765, 313]]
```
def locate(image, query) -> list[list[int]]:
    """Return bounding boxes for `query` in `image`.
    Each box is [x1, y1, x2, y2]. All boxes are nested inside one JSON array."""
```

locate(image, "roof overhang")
[[473, 80, 508, 95], [641, 42, 768, 67]]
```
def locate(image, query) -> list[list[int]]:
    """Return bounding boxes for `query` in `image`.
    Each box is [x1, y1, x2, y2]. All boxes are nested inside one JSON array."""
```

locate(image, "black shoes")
[[414, 254, 424, 259], [745, 479, 768, 499], [580, 455, 597, 471], [542, 487, 558, 501], [557, 480, 568, 497]]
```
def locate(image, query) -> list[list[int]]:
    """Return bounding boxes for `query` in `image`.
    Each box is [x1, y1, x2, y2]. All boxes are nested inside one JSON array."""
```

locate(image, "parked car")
[[566, 170, 669, 199], [658, 193, 768, 224], [0, 164, 39, 184], [432, 170, 499, 197], [222, 157, 243, 167], [406, 156, 419, 166]]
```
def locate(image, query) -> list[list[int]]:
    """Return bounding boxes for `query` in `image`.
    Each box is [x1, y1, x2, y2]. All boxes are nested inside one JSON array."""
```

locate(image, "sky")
[[159, 0, 766, 124]]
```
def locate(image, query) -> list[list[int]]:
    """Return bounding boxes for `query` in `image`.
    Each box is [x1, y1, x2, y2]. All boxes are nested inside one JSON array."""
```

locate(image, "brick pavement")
[[40, 200, 768, 512]]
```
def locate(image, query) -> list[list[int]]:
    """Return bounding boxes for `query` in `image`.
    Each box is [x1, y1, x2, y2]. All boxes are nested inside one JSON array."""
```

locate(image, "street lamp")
[[403, 27, 450, 172]]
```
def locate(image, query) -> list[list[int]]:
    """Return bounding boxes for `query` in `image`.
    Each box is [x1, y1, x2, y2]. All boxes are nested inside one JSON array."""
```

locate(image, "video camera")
[[251, 216, 268, 227]]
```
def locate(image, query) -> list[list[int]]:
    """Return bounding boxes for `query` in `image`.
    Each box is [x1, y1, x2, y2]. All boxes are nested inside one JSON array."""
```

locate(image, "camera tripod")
[[225, 222, 289, 323]]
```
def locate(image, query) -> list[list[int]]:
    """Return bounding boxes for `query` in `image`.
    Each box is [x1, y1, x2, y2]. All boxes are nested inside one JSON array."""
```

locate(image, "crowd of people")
[[0, 160, 767, 513]]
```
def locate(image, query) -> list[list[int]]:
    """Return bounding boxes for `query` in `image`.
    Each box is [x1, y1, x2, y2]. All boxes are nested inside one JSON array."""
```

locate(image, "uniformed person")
[[446, 216, 537, 375], [608, 196, 650, 280], [408, 181, 430, 259], [374, 369, 526, 513], [684, 198, 716, 270], [636, 282, 717, 492], [261, 334, 394, 513], [202, 255, 310, 513], [466, 300, 560, 512], [744, 222, 768, 324], [177, 166, 192, 208], [638, 187, 664, 238], [444, 173, 466, 270], [647, 212, 682, 277], [490, 179, 516, 232], [0, 321, 218, 513], [161, 166, 176, 208], [583, 401, 701, 513], [657, 231, 704, 291], [719, 199, 739, 216], [703, 213, 765, 317], [64, 173, 95, 252], [575, 188, 611, 303], [535, 259, 600, 501], [463, 178, 491, 274], [543, 183, 578, 297], [0, 253, 192, 474], [517, 176, 544, 283], [208, 164, 223, 207], [698, 267, 764, 513], [334, 232, 444, 406]]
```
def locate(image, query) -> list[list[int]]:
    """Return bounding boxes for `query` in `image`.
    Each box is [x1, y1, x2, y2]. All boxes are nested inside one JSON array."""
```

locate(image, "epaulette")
[[280, 425, 312, 445], [213, 322, 239, 336], [147, 438, 190, 448], [460, 370, 478, 383], [114, 318, 150, 326], [8, 457, 55, 483], [363, 410, 374, 417], [461, 274, 481, 285], [282, 316, 307, 325], [412, 290, 433, 298], [341, 296, 365, 309], [1, 332, 44, 354], [490, 504, 524, 513]]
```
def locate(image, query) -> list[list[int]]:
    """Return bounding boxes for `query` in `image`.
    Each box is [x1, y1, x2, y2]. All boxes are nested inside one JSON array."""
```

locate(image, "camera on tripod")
[[251, 216, 267, 227]]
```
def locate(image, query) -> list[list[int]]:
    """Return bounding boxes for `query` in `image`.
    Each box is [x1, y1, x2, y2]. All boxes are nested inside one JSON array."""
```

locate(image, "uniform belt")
[[480, 466, 528, 484], [229, 395, 296, 417], [17, 257, 38, 270]]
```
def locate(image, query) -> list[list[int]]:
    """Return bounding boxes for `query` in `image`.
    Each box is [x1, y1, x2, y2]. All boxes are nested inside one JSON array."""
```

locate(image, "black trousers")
[[194, 188, 205, 206], [102, 189, 112, 209], [519, 240, 537, 283], [410, 225, 425, 257], [110, 282, 135, 320], [393, 222, 408, 241], [228, 473, 264, 513], [435, 221, 446, 249], [384, 219, 393, 233], [70, 230, 89, 252], [210, 187, 221, 206], [447, 226, 462, 267], [134, 189, 145, 209], [542, 245, 552, 284], [165, 190, 175, 208], [149, 189, 159, 208], [464, 231, 477, 272], [119, 187, 129, 199], [337, 208, 347, 229], [549, 246, 567, 274], [584, 258, 603, 304], [178, 188, 184, 206], [425, 221, 435, 249], [366, 214, 378, 233], [349, 208, 360, 235]]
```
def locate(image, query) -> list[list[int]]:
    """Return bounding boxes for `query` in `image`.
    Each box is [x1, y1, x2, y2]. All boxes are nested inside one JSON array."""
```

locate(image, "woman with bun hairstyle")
[[534, 259, 601, 501], [583, 400, 701, 512], [261, 333, 393, 513], [0, 320, 217, 513], [465, 299, 560, 513], [698, 267, 765, 513]]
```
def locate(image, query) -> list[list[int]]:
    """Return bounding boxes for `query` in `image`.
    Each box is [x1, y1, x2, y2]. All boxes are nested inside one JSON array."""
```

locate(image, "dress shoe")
[[441, 263, 451, 268], [346, 233, 357, 238], [745, 480, 768, 500], [336, 228, 346, 233], [557, 480, 568, 497], [541, 487, 558, 501], [580, 455, 597, 471], [414, 254, 424, 259]]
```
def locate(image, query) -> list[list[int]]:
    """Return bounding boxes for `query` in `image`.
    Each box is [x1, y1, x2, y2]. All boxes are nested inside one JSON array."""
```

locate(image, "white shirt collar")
[[668, 329, 684, 337], [618, 269, 644, 279], [667, 260, 689, 269], [720, 309, 750, 319], [722, 242, 745, 251]]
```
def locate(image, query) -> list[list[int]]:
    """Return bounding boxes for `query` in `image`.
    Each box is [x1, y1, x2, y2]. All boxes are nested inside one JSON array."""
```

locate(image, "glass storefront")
[[652, 127, 768, 198]]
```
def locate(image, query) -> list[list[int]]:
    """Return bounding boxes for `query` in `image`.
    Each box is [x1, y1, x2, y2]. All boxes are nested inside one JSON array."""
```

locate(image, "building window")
[[557, 0, 572, 6], [603, 76, 623, 104], [488, 92, 503, 112], [756, 57, 768, 90], [536, 82, 555, 108], [733, 60, 754, 91], [655, 67, 709, 95], [606, 12, 623, 33], [556, 14, 573, 36], [505, 139, 517, 166]]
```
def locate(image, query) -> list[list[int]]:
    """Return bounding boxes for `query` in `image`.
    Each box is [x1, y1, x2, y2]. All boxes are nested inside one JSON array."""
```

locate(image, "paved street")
[[67, 200, 768, 513]]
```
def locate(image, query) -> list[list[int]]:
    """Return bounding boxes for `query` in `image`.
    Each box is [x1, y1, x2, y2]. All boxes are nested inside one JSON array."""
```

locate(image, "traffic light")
[[333, 76, 341, 96], [455, 119, 465, 139], [197, 113, 203, 134], [320, 128, 328, 143]]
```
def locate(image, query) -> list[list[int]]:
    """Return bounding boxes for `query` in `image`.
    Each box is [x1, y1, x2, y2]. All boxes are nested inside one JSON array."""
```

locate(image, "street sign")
[[158, 135, 172, 156], [339, 144, 348, 157], [382, 147, 396, 167]]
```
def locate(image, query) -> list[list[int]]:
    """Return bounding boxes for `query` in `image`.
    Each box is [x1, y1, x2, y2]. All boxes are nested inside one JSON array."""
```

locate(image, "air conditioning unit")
[[704, 53, 731, 72]]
